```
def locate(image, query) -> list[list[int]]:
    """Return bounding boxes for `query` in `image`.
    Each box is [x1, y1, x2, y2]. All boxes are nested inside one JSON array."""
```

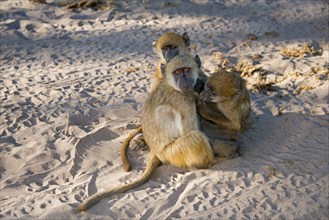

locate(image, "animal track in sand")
[[68, 127, 120, 178]]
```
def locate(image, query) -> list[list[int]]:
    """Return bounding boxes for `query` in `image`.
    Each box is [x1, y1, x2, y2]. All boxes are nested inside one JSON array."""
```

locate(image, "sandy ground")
[[0, 0, 328, 219]]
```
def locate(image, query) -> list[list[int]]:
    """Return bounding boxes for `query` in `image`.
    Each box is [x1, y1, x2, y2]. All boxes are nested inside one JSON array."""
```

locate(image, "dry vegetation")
[[29, 0, 115, 10], [281, 43, 322, 57]]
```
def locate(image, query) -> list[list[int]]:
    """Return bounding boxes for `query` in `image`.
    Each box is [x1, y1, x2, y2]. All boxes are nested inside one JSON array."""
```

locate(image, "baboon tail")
[[120, 125, 142, 172], [76, 154, 160, 212]]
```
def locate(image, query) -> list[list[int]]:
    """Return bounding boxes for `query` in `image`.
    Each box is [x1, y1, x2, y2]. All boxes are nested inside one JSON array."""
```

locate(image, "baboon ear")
[[182, 32, 190, 47], [194, 55, 201, 68], [160, 63, 166, 77]]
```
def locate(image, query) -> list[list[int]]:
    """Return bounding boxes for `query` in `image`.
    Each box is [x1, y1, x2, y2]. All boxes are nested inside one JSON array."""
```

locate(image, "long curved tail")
[[120, 125, 143, 172], [76, 154, 161, 212]]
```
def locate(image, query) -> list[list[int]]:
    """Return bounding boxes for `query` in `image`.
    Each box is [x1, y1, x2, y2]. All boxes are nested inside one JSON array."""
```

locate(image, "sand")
[[0, 0, 328, 219]]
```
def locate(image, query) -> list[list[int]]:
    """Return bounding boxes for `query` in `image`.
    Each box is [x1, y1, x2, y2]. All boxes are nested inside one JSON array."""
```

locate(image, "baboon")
[[197, 68, 250, 131], [142, 55, 215, 169], [120, 32, 206, 171], [77, 55, 237, 212], [120, 32, 191, 172]]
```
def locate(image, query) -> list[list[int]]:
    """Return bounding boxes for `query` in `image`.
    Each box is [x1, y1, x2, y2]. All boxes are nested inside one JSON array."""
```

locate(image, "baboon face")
[[200, 82, 217, 102], [161, 44, 179, 63], [161, 55, 200, 93], [200, 70, 240, 102], [172, 67, 195, 92], [153, 32, 191, 63]]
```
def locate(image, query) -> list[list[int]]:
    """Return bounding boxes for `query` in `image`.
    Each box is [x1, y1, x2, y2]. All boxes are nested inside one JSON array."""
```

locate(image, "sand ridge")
[[0, 0, 328, 219]]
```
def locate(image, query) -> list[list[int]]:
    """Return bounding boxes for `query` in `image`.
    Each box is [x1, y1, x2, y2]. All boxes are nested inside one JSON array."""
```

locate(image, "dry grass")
[[293, 85, 315, 95], [29, 0, 47, 3], [58, 0, 115, 10], [235, 60, 266, 77], [124, 66, 139, 74], [281, 43, 322, 57]]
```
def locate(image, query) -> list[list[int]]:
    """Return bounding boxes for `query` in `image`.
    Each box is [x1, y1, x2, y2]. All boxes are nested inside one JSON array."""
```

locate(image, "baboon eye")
[[210, 87, 217, 95], [183, 68, 191, 73], [208, 84, 216, 94], [163, 45, 176, 50], [174, 69, 183, 75]]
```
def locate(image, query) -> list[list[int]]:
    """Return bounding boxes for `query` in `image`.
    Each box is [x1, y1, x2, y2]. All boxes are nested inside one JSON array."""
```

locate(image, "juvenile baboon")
[[197, 68, 250, 131], [77, 55, 237, 211]]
